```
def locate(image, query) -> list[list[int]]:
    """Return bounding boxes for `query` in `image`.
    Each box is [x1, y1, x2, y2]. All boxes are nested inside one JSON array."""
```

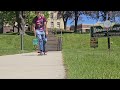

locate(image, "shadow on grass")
[[0, 31, 89, 36], [57, 31, 74, 34], [0, 32, 19, 35], [25, 31, 34, 36], [0, 31, 34, 36]]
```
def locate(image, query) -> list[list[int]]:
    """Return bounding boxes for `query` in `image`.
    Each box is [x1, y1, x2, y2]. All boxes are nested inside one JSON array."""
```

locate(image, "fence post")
[[60, 29, 62, 51]]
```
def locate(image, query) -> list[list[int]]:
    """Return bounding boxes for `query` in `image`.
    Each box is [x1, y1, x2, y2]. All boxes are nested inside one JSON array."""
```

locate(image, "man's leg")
[[43, 34, 47, 54], [41, 31, 46, 54], [39, 31, 46, 55], [36, 30, 43, 54]]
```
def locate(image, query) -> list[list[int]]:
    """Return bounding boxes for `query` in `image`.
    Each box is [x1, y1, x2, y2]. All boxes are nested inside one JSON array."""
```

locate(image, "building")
[[79, 24, 92, 33], [47, 11, 64, 30], [66, 26, 70, 31], [70, 24, 92, 33]]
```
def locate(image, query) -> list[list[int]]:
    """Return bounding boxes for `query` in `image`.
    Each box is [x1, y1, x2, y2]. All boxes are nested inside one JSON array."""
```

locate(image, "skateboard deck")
[[37, 52, 47, 56]]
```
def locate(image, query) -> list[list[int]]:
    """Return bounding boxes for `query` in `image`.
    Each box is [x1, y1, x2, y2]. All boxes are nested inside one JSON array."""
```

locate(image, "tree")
[[15, 11, 26, 34], [0, 11, 16, 25], [0, 11, 16, 33], [71, 11, 83, 32], [44, 11, 49, 19], [0, 11, 49, 33], [74, 11, 79, 32], [58, 11, 72, 30], [83, 11, 120, 22], [0, 11, 23, 33], [15, 11, 21, 33]]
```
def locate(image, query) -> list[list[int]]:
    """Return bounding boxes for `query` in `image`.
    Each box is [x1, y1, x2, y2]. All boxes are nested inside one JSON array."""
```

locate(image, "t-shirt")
[[32, 16, 47, 31]]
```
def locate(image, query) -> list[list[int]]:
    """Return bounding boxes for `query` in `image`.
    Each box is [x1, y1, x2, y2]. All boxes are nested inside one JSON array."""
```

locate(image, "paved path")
[[0, 51, 66, 79]]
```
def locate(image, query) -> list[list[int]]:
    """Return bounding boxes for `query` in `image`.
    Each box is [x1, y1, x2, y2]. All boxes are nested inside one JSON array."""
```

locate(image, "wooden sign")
[[90, 37, 98, 48], [90, 24, 120, 38]]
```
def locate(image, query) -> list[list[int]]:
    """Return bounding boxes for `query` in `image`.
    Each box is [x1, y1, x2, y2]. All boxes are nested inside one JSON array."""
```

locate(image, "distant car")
[[25, 24, 29, 28], [25, 24, 29, 31]]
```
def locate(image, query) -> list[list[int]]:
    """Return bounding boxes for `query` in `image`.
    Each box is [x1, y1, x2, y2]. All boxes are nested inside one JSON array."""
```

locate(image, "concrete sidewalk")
[[0, 51, 66, 79]]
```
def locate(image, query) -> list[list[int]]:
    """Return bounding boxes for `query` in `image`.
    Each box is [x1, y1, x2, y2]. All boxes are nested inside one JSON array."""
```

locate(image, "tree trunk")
[[15, 11, 21, 34], [15, 11, 26, 34], [74, 11, 78, 32], [13, 25, 14, 32], [19, 11, 26, 35], [63, 18, 68, 30], [0, 18, 3, 33], [64, 21, 67, 30]]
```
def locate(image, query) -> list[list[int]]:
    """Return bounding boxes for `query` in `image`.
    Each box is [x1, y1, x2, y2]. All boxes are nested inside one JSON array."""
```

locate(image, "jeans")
[[36, 30, 46, 52]]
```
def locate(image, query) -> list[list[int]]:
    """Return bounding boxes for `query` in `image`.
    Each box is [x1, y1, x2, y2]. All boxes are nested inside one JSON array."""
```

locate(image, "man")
[[32, 11, 48, 55]]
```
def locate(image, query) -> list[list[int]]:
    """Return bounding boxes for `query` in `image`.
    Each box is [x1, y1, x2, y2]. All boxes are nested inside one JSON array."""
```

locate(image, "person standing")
[[32, 11, 48, 55]]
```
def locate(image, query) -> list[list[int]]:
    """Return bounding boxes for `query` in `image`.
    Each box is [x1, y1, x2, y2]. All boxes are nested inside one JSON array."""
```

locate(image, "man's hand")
[[46, 31, 48, 35], [32, 24, 36, 38], [34, 34, 36, 38], [33, 30, 36, 38]]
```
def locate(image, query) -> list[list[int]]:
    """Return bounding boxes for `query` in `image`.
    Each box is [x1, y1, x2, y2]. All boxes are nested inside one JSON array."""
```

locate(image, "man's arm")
[[44, 21, 48, 35], [43, 16, 48, 35], [32, 23, 36, 37], [32, 17, 36, 37]]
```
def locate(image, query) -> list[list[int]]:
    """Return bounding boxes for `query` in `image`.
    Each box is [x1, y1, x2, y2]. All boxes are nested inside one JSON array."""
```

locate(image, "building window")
[[51, 22, 54, 28], [86, 29, 90, 33], [57, 13, 60, 19], [57, 22, 60, 28], [50, 13, 53, 19]]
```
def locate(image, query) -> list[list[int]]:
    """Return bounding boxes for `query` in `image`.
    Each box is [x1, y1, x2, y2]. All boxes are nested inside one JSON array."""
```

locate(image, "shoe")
[[37, 51, 40, 53], [40, 52, 44, 55], [44, 52, 47, 55]]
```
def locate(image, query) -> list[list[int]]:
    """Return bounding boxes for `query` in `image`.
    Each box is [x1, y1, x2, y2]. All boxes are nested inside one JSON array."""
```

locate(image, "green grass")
[[62, 33, 120, 79], [0, 33, 35, 56]]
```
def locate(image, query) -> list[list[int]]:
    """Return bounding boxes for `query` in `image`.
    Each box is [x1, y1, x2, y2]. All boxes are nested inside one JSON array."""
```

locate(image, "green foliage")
[[58, 11, 73, 30], [26, 11, 36, 25], [0, 11, 16, 25], [53, 28, 57, 34], [0, 11, 49, 27], [43, 11, 49, 19]]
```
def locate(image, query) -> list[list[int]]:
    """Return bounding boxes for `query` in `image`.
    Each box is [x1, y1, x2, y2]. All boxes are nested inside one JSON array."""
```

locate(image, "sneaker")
[[44, 52, 47, 55], [37, 51, 40, 53], [40, 52, 44, 55]]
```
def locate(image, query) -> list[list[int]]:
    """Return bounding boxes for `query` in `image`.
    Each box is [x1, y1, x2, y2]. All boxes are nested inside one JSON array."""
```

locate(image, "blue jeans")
[[36, 30, 46, 52]]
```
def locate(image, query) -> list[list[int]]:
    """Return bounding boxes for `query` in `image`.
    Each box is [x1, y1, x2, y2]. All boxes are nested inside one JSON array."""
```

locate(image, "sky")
[[67, 15, 97, 27], [66, 15, 120, 27]]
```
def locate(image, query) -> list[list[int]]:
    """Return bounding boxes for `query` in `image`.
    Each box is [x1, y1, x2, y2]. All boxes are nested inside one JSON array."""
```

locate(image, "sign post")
[[103, 20, 111, 50]]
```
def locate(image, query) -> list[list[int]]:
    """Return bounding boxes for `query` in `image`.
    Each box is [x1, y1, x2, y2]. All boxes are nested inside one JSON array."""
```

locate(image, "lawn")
[[0, 33, 35, 56], [62, 33, 120, 79]]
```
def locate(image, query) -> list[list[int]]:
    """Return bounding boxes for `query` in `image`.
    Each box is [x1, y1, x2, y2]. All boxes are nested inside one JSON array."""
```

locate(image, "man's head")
[[35, 11, 44, 17]]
